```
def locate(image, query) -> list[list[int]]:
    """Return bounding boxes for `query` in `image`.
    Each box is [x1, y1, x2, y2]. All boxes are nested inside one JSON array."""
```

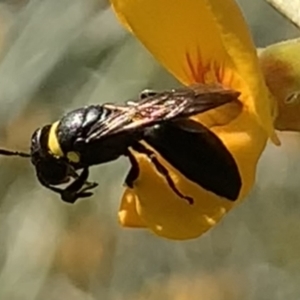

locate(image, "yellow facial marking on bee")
[[48, 121, 64, 157], [67, 151, 80, 163]]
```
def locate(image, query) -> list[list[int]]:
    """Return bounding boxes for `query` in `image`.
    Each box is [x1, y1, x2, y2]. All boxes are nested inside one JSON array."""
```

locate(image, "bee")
[[0, 84, 242, 204]]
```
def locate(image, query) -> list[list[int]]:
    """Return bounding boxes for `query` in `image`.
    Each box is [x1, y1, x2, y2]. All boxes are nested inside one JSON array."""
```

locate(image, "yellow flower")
[[110, 0, 279, 240]]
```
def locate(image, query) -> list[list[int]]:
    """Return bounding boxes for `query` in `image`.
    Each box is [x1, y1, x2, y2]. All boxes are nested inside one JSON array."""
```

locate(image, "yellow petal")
[[118, 188, 147, 228], [110, 0, 277, 142]]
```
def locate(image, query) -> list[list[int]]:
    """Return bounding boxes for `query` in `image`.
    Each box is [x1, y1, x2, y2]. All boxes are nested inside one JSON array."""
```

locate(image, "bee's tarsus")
[[61, 168, 98, 203]]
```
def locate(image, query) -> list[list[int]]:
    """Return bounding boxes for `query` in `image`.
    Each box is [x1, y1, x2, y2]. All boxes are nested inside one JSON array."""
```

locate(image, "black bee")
[[0, 84, 242, 204]]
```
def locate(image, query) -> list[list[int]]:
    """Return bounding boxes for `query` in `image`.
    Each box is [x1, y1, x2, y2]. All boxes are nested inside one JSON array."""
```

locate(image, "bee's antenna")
[[0, 148, 31, 158]]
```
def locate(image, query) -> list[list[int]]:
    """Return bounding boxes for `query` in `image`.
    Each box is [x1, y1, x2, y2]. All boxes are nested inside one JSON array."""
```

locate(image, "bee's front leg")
[[60, 167, 98, 203]]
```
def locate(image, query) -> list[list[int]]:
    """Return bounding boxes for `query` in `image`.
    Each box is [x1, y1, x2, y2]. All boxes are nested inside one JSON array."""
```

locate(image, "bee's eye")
[[37, 159, 69, 185], [139, 89, 157, 99]]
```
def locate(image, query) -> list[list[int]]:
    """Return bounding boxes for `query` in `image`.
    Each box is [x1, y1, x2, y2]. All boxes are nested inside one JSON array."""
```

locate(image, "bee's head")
[[1, 124, 95, 203], [30, 125, 70, 186]]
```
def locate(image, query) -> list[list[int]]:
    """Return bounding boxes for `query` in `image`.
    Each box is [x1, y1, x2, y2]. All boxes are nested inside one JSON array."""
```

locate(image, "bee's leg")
[[131, 142, 194, 205], [61, 167, 98, 203], [37, 168, 98, 204], [124, 150, 140, 188], [139, 89, 158, 99], [36, 172, 67, 199]]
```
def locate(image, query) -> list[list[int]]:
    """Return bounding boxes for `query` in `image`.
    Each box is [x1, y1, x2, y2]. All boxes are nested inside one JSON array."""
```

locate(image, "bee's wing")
[[86, 84, 240, 142], [143, 118, 242, 201]]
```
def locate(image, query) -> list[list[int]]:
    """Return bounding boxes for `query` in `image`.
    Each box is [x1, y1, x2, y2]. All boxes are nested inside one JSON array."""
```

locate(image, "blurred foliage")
[[0, 0, 299, 299]]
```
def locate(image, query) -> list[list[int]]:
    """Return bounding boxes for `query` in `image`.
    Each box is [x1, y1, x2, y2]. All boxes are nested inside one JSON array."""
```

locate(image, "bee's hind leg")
[[124, 150, 140, 188], [131, 142, 194, 205]]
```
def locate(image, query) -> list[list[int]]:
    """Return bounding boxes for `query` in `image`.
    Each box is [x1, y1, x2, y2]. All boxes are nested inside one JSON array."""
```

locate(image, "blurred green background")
[[0, 0, 299, 299]]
